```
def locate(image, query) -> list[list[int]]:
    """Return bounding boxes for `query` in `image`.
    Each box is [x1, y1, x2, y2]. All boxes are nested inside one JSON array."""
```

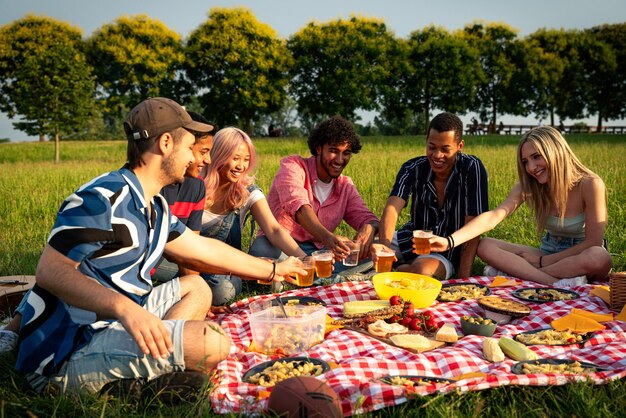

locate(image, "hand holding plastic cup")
[[296, 256, 315, 286], [374, 247, 396, 273], [312, 250, 334, 278], [343, 240, 360, 266], [413, 230, 433, 255]]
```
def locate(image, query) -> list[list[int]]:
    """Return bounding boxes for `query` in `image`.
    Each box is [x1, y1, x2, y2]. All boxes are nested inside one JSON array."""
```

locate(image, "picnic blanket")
[[210, 276, 626, 416]]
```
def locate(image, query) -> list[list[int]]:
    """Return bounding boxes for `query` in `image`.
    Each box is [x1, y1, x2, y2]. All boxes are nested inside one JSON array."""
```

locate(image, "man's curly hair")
[[307, 116, 362, 156], [428, 112, 463, 144]]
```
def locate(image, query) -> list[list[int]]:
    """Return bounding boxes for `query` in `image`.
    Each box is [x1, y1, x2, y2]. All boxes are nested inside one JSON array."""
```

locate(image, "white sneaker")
[[483, 265, 508, 277], [0, 330, 18, 353], [553, 275, 588, 288]]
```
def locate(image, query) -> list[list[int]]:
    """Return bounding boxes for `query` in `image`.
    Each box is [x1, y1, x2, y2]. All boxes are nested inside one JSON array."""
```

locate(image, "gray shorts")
[[32, 279, 187, 394], [392, 232, 455, 280]]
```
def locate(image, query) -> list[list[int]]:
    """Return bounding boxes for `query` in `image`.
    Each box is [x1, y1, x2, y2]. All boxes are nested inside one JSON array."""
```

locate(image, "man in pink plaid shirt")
[[250, 116, 379, 275]]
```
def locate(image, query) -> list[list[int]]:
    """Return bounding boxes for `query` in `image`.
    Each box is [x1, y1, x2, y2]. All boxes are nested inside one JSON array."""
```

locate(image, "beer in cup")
[[375, 248, 396, 273], [296, 256, 315, 286], [413, 230, 433, 255], [312, 250, 333, 278], [343, 240, 360, 266]]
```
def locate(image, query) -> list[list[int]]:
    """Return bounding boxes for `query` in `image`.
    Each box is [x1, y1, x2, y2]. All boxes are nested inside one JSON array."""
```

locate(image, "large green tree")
[[524, 29, 587, 126], [288, 16, 397, 129], [403, 26, 481, 132], [185, 7, 291, 132], [460, 22, 528, 130], [584, 23, 625, 130], [86, 14, 185, 135], [0, 15, 95, 160]]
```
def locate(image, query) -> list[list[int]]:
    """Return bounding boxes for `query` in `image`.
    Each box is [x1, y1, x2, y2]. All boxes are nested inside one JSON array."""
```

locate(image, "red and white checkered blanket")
[[210, 277, 626, 416]]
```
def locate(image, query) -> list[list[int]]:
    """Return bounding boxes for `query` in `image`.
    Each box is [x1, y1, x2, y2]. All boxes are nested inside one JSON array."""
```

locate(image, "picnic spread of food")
[[211, 273, 626, 416]]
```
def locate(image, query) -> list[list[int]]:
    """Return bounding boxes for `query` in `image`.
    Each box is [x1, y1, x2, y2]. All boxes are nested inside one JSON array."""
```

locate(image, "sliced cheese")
[[367, 319, 408, 337], [551, 312, 606, 333], [389, 333, 431, 350], [489, 275, 518, 287], [435, 323, 458, 343], [570, 308, 613, 323]]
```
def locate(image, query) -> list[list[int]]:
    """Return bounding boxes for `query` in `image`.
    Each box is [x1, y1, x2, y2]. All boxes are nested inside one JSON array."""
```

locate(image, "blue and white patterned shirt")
[[391, 153, 489, 270], [16, 167, 186, 376]]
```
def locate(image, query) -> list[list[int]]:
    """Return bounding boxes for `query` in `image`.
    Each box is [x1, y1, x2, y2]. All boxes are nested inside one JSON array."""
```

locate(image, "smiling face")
[[315, 142, 352, 183], [162, 129, 195, 185], [425, 129, 463, 178], [219, 142, 251, 185], [185, 134, 213, 178], [520, 141, 549, 184]]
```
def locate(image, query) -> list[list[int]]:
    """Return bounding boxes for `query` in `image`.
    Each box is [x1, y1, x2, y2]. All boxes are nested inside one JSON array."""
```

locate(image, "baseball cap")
[[124, 97, 214, 141]]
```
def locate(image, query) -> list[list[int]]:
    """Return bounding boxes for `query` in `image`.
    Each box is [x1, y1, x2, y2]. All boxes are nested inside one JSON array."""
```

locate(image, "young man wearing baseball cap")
[[14, 97, 305, 398]]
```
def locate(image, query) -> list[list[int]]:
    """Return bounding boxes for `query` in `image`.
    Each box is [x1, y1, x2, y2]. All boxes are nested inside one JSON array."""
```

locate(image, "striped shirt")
[[16, 167, 187, 376], [391, 153, 488, 269], [161, 176, 206, 231]]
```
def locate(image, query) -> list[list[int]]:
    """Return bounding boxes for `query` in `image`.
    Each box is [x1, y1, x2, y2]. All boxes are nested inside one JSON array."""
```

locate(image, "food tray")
[[437, 283, 491, 302], [514, 327, 594, 346], [511, 358, 605, 375], [379, 375, 454, 386], [511, 287, 579, 303], [242, 357, 330, 384]]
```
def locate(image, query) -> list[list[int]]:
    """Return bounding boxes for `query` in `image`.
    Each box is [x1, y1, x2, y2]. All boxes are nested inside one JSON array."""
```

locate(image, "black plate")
[[273, 296, 327, 307], [242, 357, 330, 384], [511, 358, 605, 375], [514, 328, 594, 346], [511, 287, 580, 303], [437, 283, 491, 302], [379, 375, 455, 386]]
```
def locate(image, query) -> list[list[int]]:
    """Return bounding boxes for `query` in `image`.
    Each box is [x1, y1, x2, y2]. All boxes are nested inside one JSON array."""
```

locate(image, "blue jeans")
[[540, 232, 584, 255], [201, 273, 242, 306]]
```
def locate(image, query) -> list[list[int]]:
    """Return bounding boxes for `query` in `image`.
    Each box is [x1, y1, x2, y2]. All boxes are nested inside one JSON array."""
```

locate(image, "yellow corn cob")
[[483, 337, 505, 362], [343, 300, 394, 318], [498, 337, 538, 361]]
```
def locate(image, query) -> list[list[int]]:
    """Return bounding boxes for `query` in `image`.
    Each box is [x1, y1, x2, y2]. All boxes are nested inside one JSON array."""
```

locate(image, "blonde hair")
[[517, 126, 596, 234], [203, 127, 256, 211]]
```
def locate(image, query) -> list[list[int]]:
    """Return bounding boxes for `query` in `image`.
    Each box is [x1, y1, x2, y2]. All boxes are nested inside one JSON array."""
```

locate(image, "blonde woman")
[[200, 127, 306, 303], [430, 126, 612, 286]]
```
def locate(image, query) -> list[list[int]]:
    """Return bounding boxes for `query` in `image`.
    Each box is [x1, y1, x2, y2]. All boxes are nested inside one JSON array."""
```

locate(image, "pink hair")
[[203, 127, 257, 210]]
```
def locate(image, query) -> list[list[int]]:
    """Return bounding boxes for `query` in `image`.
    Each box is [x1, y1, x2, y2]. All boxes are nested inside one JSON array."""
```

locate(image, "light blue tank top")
[[545, 213, 585, 239]]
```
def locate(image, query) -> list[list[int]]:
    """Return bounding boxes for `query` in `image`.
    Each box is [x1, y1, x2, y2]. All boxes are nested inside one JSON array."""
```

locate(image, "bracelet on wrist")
[[539, 256, 543, 268], [268, 261, 277, 281]]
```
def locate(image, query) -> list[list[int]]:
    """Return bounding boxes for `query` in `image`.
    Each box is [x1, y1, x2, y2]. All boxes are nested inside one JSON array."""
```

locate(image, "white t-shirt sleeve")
[[239, 188, 265, 228]]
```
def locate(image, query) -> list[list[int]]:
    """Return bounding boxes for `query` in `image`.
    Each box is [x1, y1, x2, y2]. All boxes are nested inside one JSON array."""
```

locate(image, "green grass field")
[[0, 134, 625, 416]]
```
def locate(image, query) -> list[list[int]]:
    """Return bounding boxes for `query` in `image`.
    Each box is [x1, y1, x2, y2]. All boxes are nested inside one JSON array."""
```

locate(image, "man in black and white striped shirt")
[[375, 112, 488, 279]]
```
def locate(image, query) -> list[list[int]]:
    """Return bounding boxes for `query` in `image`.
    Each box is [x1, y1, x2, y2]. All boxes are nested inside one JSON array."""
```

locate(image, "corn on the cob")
[[483, 337, 505, 362], [343, 300, 393, 317], [498, 337, 537, 361]]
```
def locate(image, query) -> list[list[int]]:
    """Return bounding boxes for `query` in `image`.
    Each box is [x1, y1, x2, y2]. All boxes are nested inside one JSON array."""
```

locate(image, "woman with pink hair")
[[200, 127, 306, 304]]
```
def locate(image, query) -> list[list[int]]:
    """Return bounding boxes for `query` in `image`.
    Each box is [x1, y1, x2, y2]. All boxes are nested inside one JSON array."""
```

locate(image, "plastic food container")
[[249, 304, 327, 356], [372, 272, 442, 308]]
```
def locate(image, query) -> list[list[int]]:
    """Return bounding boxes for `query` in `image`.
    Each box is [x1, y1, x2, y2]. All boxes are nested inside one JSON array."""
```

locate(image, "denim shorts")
[[34, 279, 187, 394], [540, 232, 584, 255]]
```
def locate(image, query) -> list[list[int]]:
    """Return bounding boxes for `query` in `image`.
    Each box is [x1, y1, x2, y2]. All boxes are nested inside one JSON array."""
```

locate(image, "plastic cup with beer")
[[296, 256, 315, 286], [343, 240, 360, 266], [256, 257, 276, 285], [312, 250, 333, 278], [413, 230, 433, 255], [375, 247, 396, 273]]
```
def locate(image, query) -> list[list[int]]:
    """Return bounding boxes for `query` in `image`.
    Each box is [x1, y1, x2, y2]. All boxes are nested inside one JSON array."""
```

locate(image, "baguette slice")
[[435, 323, 458, 343]]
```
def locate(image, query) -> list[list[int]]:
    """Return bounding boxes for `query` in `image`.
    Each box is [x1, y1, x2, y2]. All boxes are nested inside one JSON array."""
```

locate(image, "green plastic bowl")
[[460, 316, 497, 337]]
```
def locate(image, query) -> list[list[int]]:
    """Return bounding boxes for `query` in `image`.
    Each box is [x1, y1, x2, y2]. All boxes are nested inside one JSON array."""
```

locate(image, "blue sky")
[[1, 0, 625, 140]]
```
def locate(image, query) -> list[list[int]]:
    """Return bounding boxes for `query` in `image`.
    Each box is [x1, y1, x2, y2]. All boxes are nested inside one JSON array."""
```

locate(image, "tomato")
[[422, 311, 433, 321], [404, 301, 414, 310], [409, 318, 422, 331], [567, 337, 576, 343], [404, 306, 415, 318], [389, 295, 404, 306], [389, 315, 401, 324], [401, 317, 413, 327], [425, 318, 436, 328]]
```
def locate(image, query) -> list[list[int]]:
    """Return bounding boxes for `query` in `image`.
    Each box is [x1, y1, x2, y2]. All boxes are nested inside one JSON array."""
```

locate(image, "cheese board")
[[346, 326, 446, 353]]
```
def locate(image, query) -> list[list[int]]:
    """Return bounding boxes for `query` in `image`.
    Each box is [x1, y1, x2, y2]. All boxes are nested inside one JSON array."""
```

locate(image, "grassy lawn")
[[0, 134, 625, 416]]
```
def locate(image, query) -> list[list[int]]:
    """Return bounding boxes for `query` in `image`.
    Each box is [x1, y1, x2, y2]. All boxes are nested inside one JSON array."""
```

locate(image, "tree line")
[[0, 7, 624, 148]]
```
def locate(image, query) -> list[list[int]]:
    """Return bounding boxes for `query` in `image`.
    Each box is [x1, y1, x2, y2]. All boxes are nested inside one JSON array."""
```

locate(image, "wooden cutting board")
[[346, 326, 446, 353]]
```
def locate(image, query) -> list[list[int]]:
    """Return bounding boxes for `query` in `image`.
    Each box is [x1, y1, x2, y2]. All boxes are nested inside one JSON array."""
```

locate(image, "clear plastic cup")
[[413, 230, 433, 255], [312, 250, 333, 278], [343, 240, 360, 266]]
